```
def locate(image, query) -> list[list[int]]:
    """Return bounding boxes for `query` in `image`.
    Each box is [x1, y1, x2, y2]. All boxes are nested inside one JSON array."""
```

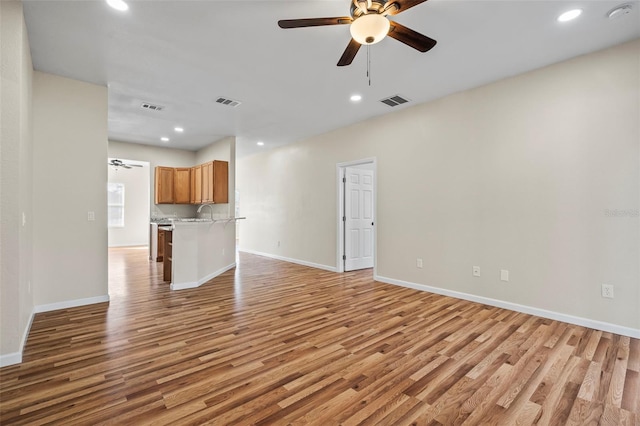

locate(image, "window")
[[108, 183, 125, 227]]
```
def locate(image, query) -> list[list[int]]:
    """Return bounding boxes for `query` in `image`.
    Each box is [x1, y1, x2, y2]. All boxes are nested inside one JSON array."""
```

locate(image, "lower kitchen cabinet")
[[163, 229, 172, 282], [157, 228, 165, 262]]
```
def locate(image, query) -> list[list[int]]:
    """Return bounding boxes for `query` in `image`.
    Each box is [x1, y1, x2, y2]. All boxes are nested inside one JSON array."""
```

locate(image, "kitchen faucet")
[[197, 204, 214, 221]]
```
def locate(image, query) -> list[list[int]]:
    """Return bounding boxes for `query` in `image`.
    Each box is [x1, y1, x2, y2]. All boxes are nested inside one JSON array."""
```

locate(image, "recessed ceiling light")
[[558, 9, 582, 22], [161, 137, 169, 142], [257, 141, 264, 146], [106, 0, 128, 11], [350, 94, 362, 102], [174, 127, 184, 133]]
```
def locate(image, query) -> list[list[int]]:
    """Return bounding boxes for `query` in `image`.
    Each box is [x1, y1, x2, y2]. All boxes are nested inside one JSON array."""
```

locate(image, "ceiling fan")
[[108, 159, 142, 169], [278, 0, 437, 66]]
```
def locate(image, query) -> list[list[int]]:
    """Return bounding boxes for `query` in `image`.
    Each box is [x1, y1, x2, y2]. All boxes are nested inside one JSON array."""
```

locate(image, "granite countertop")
[[152, 217, 246, 227]]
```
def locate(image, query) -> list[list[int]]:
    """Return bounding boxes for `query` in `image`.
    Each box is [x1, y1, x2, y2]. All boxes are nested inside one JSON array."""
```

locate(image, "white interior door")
[[344, 167, 374, 271]]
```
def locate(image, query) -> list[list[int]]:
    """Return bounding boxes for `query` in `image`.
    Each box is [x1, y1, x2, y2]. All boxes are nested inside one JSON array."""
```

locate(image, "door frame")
[[336, 157, 377, 274]]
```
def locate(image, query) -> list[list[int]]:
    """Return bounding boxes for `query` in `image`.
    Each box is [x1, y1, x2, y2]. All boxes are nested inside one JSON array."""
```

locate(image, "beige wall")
[[238, 39, 640, 332], [32, 72, 108, 306], [0, 0, 34, 362], [108, 140, 198, 218]]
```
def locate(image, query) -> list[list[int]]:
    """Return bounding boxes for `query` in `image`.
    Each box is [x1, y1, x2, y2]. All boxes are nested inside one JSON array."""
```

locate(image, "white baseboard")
[[34, 295, 110, 314], [239, 249, 337, 273], [1, 295, 111, 367], [171, 263, 236, 291], [0, 311, 35, 367], [375, 274, 640, 339], [0, 351, 22, 368]]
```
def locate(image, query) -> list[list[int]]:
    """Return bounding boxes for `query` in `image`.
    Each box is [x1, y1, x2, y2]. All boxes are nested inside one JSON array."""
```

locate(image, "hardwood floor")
[[1, 247, 638, 425]]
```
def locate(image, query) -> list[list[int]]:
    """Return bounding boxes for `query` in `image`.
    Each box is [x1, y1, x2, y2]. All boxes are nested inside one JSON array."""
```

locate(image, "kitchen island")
[[164, 218, 244, 290]]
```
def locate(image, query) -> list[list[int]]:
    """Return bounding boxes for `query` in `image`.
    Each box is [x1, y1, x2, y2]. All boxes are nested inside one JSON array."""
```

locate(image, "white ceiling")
[[23, 0, 640, 157]]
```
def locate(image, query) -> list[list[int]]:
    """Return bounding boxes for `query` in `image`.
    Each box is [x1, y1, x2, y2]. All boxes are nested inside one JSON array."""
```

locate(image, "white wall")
[[108, 161, 149, 247], [0, 0, 34, 364], [108, 140, 197, 218], [238, 40, 640, 334], [32, 71, 108, 307]]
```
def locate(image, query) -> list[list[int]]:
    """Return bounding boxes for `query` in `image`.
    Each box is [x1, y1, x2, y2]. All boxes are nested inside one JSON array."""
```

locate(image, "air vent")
[[380, 95, 410, 107], [215, 97, 241, 107], [141, 102, 164, 111]]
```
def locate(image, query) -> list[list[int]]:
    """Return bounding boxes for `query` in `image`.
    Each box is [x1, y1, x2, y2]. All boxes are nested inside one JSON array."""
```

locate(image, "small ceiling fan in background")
[[278, 0, 437, 66], [108, 159, 142, 169]]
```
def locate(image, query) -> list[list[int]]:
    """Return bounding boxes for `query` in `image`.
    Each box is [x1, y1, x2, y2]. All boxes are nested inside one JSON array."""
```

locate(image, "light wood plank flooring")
[[1, 247, 638, 425]]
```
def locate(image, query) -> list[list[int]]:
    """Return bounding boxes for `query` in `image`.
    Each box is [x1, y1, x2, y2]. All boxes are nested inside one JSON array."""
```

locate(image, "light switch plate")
[[416, 258, 423, 268], [473, 266, 481, 277], [500, 269, 509, 282]]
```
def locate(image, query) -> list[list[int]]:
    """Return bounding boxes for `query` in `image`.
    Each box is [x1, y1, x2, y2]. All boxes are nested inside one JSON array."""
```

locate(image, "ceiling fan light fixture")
[[106, 0, 129, 12], [350, 14, 390, 45]]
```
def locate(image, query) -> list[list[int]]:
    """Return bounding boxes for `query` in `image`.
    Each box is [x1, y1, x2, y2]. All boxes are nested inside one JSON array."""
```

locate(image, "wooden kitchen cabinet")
[[155, 160, 228, 205], [163, 229, 172, 282], [212, 160, 228, 203], [155, 166, 191, 204], [201, 162, 211, 203], [173, 168, 191, 204], [190, 165, 202, 204], [155, 167, 174, 204], [157, 228, 165, 262], [202, 160, 228, 204]]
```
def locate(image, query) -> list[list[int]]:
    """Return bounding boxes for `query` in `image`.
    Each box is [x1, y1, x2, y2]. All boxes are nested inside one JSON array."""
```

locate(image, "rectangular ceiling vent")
[[215, 97, 241, 108], [141, 102, 164, 111], [380, 95, 410, 107]]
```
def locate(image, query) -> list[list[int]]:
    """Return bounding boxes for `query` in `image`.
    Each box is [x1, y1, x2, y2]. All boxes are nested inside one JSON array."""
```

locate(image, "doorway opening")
[[336, 158, 377, 274], [107, 158, 151, 298], [107, 158, 150, 248]]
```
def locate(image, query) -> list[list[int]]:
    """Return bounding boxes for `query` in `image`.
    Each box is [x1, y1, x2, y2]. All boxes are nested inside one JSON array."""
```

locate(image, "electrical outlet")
[[416, 258, 423, 268], [473, 266, 481, 277], [500, 269, 509, 282], [87, 211, 95, 221], [601, 284, 614, 299]]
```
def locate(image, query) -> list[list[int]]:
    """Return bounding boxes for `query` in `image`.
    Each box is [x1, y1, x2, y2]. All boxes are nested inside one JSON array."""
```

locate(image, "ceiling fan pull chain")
[[367, 45, 371, 86]]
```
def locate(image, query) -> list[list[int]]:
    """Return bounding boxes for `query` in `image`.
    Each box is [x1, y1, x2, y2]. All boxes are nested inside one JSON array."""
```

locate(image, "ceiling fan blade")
[[383, 0, 428, 15], [278, 17, 352, 29], [337, 39, 362, 66], [126, 164, 143, 167], [388, 21, 436, 52]]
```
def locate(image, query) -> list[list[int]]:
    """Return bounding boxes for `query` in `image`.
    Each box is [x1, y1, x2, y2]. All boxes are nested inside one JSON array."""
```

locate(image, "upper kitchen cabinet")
[[154, 166, 191, 205], [174, 168, 191, 204], [155, 160, 227, 204], [202, 160, 228, 204], [154, 166, 174, 204], [190, 165, 202, 204]]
